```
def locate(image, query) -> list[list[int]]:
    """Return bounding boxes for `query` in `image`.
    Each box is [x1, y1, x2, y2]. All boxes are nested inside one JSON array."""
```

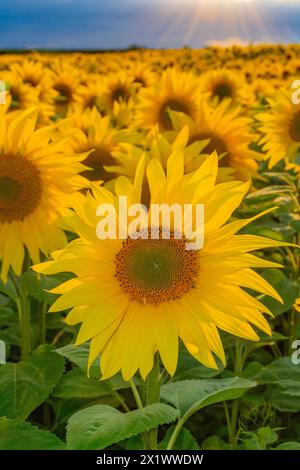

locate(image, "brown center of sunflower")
[[0, 154, 42, 223], [54, 83, 73, 103], [82, 148, 117, 181], [134, 77, 146, 87], [288, 110, 300, 142], [24, 77, 38, 87], [212, 82, 233, 101], [190, 132, 230, 165], [159, 99, 191, 130], [9, 87, 21, 109], [111, 86, 129, 103], [115, 229, 199, 304]]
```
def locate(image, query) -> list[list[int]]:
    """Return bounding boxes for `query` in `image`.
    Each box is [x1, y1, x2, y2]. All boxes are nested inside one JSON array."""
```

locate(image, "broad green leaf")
[[0, 363, 49, 419], [29, 345, 65, 390], [256, 357, 300, 412], [55, 344, 129, 389], [54, 368, 113, 399], [0, 418, 66, 450], [0, 345, 65, 419], [161, 377, 256, 417], [67, 403, 179, 450], [56, 343, 97, 375], [275, 442, 300, 450]]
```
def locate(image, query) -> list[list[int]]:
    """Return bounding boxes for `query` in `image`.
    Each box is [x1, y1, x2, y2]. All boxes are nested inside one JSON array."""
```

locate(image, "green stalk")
[[142, 353, 161, 450], [20, 289, 31, 361]]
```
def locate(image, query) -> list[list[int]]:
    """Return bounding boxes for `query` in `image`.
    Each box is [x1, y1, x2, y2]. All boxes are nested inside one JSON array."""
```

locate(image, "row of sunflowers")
[[0, 45, 300, 450]]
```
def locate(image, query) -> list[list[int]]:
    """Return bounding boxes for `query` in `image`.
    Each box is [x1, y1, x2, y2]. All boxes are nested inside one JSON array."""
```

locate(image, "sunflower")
[[3, 73, 39, 113], [135, 68, 200, 132], [50, 68, 80, 118], [10, 59, 49, 88], [74, 77, 103, 113], [170, 99, 259, 181], [110, 126, 208, 180], [99, 72, 137, 113], [199, 69, 252, 105], [60, 107, 140, 183], [0, 108, 88, 282], [128, 62, 157, 89], [257, 88, 300, 168], [34, 152, 287, 380], [8, 60, 58, 124]]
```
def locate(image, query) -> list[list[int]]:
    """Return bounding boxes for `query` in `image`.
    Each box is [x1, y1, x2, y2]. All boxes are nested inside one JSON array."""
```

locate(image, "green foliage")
[[66, 403, 179, 450], [0, 345, 65, 419], [0, 418, 66, 450]]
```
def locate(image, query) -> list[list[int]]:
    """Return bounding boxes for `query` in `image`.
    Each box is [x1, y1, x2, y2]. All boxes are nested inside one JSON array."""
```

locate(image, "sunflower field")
[[0, 45, 300, 452]]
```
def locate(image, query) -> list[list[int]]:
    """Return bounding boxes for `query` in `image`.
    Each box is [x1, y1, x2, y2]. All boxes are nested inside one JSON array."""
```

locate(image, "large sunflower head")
[[135, 68, 200, 132], [34, 150, 287, 381], [0, 108, 88, 282], [257, 88, 300, 168]]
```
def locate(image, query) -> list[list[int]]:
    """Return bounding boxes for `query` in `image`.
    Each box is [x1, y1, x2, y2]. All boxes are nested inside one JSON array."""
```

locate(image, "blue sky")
[[0, 0, 299, 50]]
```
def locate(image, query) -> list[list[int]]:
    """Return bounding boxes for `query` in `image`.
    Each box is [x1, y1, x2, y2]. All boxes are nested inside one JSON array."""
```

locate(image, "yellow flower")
[[199, 69, 253, 106], [257, 89, 300, 168], [99, 71, 137, 113], [0, 108, 88, 282], [60, 107, 141, 183], [171, 99, 259, 181], [34, 151, 287, 381], [110, 126, 208, 180], [135, 68, 200, 132]]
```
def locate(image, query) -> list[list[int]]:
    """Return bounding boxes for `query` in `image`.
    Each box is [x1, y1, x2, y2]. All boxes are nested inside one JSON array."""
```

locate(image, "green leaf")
[[67, 403, 179, 450], [0, 418, 66, 450], [29, 345, 65, 390], [53, 368, 113, 399], [240, 427, 278, 450], [201, 435, 231, 450], [256, 357, 300, 412], [173, 352, 221, 381], [275, 442, 300, 450], [20, 272, 72, 304], [55, 344, 129, 390], [56, 343, 98, 375], [161, 377, 256, 417], [0, 345, 65, 419], [159, 426, 199, 450]]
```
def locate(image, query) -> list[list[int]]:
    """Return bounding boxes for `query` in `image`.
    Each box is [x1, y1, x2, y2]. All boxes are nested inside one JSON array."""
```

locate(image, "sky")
[[0, 0, 299, 50]]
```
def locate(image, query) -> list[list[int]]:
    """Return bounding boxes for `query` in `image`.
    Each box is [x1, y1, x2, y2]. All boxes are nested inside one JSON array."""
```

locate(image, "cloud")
[[206, 37, 250, 47]]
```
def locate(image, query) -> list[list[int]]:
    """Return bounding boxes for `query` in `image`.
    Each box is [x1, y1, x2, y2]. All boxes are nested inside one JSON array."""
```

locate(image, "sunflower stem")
[[10, 270, 31, 361], [20, 289, 31, 361], [142, 353, 161, 450], [129, 380, 152, 450]]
